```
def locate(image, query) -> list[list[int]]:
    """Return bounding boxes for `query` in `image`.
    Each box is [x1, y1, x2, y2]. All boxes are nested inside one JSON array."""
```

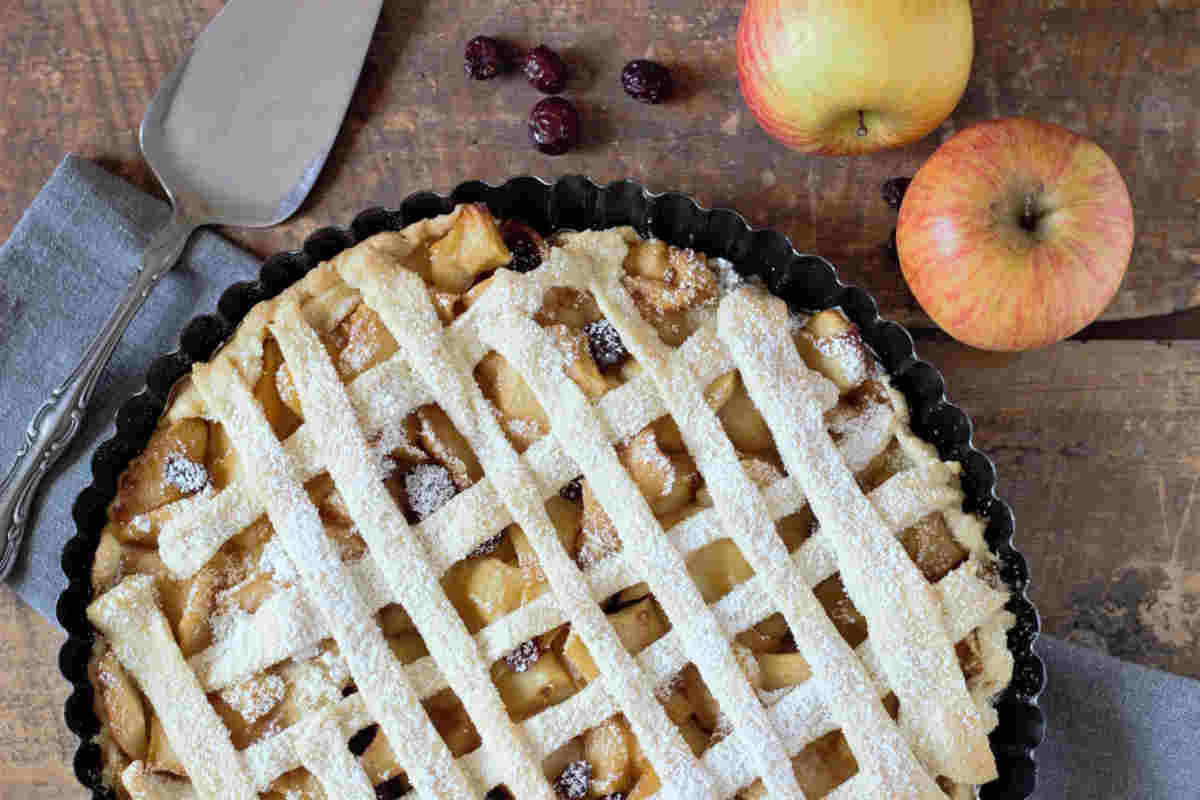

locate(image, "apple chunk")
[[113, 418, 210, 520], [897, 117, 1134, 351]]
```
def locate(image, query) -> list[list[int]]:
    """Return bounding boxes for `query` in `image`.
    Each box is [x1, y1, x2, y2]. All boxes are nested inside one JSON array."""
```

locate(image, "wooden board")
[[0, 588, 80, 800], [1, 0, 1197, 327], [926, 339, 1200, 681], [1, 0, 1198, 796]]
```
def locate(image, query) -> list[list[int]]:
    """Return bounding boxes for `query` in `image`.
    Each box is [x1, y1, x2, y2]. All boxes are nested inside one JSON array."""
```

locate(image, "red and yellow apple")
[[897, 118, 1134, 351], [736, 0, 973, 155]]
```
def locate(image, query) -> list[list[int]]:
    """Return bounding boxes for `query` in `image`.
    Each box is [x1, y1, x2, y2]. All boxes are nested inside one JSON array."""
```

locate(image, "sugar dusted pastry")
[[85, 203, 1014, 800]]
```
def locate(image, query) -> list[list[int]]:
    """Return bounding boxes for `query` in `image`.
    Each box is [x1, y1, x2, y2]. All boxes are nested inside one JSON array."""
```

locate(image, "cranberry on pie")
[[86, 204, 1014, 800]]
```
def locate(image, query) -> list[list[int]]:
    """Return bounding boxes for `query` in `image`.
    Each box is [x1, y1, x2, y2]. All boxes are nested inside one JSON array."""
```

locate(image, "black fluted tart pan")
[[59, 175, 1045, 799]]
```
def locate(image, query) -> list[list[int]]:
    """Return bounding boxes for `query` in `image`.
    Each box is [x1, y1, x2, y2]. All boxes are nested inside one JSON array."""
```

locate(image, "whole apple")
[[736, 0, 973, 155], [897, 118, 1134, 351]]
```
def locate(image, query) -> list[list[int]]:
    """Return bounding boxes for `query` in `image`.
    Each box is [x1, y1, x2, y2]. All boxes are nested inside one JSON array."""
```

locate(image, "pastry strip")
[[720, 288, 996, 784], [121, 761, 199, 800], [291, 716, 376, 800], [484, 305, 803, 797], [158, 305, 732, 580], [100, 218, 1013, 800], [337, 247, 721, 799], [271, 295, 557, 799], [88, 575, 256, 800], [193, 359, 476, 799], [577, 238, 941, 798], [160, 356, 430, 577]]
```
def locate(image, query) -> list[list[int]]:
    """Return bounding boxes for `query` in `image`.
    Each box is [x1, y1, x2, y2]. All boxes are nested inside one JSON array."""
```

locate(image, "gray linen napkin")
[[0, 155, 259, 616], [1036, 636, 1200, 798], [2, 156, 1198, 798]]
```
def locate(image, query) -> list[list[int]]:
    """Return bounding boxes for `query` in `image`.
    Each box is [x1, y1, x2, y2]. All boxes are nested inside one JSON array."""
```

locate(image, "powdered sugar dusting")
[[467, 532, 504, 558], [712, 712, 734, 741], [288, 660, 343, 713], [757, 686, 793, 707], [830, 399, 895, 475], [624, 431, 675, 498], [290, 642, 321, 664], [221, 673, 286, 724], [814, 332, 869, 388], [259, 533, 299, 584], [553, 760, 592, 799], [712, 257, 744, 294], [211, 604, 251, 644], [318, 647, 351, 686], [405, 463, 457, 521], [90, 221, 1014, 800], [583, 319, 629, 369], [503, 639, 541, 673], [654, 672, 684, 702], [337, 310, 384, 376], [575, 519, 620, 570], [164, 454, 209, 494]]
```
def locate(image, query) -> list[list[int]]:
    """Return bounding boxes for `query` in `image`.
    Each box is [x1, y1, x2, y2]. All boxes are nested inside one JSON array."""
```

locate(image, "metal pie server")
[[0, 0, 383, 579]]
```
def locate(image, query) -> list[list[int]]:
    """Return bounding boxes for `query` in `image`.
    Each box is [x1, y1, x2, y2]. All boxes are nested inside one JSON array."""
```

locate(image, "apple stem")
[[1020, 193, 1039, 232], [856, 110, 868, 137]]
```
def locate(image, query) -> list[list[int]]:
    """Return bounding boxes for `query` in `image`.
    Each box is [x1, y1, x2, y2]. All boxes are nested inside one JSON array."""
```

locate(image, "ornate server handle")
[[0, 212, 197, 580]]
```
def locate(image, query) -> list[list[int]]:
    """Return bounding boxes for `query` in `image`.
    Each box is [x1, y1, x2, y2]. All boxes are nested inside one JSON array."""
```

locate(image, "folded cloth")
[[1036, 636, 1200, 799], [0, 155, 260, 619], [2, 156, 1199, 799]]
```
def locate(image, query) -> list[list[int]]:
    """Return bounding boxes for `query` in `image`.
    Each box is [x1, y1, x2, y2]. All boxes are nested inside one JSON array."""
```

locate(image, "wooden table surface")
[[2, 0, 1198, 796]]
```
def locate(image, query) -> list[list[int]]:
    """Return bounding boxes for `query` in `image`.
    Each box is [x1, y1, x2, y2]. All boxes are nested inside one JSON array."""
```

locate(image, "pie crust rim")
[[58, 176, 1044, 800]]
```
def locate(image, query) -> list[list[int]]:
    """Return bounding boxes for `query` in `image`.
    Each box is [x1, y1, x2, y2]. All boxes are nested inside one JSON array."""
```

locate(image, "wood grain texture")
[[927, 340, 1200, 680], [2, 0, 1198, 326], [2, 0, 1199, 796], [0, 587, 81, 800]]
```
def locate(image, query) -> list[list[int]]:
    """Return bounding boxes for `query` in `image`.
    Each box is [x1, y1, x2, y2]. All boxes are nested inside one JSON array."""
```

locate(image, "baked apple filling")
[[87, 203, 1013, 800]]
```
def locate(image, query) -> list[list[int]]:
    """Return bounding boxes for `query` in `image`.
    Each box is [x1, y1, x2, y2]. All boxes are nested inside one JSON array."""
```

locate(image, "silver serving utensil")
[[0, 0, 383, 579]]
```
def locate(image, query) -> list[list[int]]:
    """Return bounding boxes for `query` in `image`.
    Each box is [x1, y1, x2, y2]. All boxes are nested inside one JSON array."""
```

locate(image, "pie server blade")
[[0, 0, 382, 579]]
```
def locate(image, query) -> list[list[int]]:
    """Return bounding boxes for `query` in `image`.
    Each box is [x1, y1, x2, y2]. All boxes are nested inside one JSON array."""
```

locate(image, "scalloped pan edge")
[[58, 175, 1046, 800]]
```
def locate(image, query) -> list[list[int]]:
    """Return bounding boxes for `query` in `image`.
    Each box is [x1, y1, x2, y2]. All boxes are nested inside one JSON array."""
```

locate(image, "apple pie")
[[84, 202, 1015, 800]]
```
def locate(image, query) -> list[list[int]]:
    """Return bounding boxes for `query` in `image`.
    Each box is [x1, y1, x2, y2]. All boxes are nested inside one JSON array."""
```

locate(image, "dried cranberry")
[[463, 35, 506, 80], [601, 589, 646, 614], [559, 476, 583, 502], [503, 640, 541, 673], [553, 760, 593, 799], [467, 532, 504, 558], [347, 724, 377, 756], [483, 789, 514, 800], [524, 45, 568, 94], [583, 319, 629, 369], [621, 59, 672, 104], [528, 97, 580, 155], [501, 219, 548, 272], [881, 177, 912, 211], [375, 775, 410, 800], [403, 462, 456, 522], [464, 36, 509, 80]]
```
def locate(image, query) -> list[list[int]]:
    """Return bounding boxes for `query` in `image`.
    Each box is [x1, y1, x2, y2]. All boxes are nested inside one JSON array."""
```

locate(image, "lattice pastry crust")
[[86, 203, 1014, 800]]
